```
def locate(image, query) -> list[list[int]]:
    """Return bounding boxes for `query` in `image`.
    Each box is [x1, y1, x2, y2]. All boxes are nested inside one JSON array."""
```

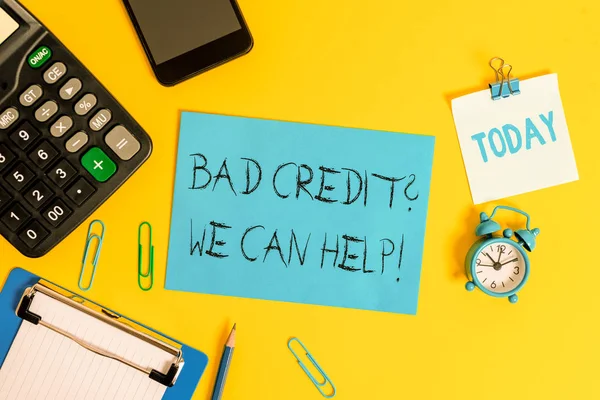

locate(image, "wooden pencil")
[[211, 323, 236, 400]]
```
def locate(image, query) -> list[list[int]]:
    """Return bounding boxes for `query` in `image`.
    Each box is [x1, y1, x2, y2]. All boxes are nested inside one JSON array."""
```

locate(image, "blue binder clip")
[[489, 57, 520, 100]]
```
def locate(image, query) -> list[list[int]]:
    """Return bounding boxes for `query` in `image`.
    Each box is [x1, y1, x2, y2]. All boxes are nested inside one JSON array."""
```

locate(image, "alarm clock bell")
[[514, 227, 540, 251], [475, 212, 501, 236], [475, 211, 540, 251]]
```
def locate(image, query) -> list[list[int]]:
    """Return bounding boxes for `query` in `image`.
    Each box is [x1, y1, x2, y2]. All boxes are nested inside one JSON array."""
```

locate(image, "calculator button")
[[24, 181, 53, 209], [81, 147, 117, 182], [0, 144, 16, 172], [19, 221, 49, 248], [89, 109, 112, 132], [47, 159, 77, 187], [19, 85, 43, 107], [43, 62, 67, 84], [74, 94, 97, 116], [50, 115, 73, 138], [27, 46, 52, 69], [59, 78, 82, 100], [42, 199, 72, 228], [0, 107, 19, 130], [10, 122, 40, 150], [105, 125, 141, 161], [5, 163, 35, 191], [29, 141, 59, 169], [1, 203, 30, 231], [0, 185, 10, 210], [35, 100, 59, 122], [66, 177, 95, 206], [65, 131, 89, 153]]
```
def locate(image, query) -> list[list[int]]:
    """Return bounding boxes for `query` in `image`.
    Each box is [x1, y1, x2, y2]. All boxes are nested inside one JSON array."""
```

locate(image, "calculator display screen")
[[0, 8, 19, 47], [127, 0, 242, 65]]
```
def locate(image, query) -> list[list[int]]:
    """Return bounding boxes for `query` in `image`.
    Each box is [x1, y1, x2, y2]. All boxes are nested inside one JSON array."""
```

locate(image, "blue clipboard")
[[0, 267, 209, 399]]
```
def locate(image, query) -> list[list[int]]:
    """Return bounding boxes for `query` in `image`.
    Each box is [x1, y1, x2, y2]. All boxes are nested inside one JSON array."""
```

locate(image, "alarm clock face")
[[474, 241, 527, 294]]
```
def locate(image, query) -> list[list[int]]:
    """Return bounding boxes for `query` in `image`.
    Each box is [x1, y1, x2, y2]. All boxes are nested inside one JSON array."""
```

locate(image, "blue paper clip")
[[489, 57, 520, 100], [288, 337, 336, 398], [78, 220, 105, 291]]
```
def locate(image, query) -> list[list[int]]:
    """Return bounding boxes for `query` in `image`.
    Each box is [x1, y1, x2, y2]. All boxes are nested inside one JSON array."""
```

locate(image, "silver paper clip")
[[78, 220, 105, 291], [288, 337, 336, 398], [489, 57, 521, 100]]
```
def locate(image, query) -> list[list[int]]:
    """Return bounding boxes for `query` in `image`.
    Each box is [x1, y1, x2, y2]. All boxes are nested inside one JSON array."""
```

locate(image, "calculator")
[[0, 0, 152, 258]]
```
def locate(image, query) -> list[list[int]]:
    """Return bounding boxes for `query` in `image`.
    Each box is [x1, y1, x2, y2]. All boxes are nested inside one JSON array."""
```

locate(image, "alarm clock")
[[465, 205, 540, 303]]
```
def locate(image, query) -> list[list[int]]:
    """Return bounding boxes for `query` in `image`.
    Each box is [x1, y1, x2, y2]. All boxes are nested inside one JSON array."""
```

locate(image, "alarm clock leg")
[[508, 294, 518, 303], [465, 281, 475, 291]]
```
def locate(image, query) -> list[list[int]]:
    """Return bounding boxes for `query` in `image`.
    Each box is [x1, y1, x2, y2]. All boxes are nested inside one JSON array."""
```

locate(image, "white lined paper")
[[0, 292, 173, 400]]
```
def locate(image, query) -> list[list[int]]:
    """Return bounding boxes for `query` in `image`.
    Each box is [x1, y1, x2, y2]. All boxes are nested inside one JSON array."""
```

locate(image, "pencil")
[[211, 323, 236, 400]]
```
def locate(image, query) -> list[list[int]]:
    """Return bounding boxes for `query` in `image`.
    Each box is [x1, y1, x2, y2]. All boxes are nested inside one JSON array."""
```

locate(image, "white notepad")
[[0, 292, 173, 400]]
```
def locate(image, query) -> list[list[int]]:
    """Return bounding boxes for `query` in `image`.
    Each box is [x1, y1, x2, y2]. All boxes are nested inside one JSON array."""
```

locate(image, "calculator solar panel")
[[0, 0, 152, 257]]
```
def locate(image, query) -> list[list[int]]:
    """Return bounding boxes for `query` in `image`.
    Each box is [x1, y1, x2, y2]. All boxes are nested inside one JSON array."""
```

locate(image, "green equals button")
[[82, 147, 117, 182]]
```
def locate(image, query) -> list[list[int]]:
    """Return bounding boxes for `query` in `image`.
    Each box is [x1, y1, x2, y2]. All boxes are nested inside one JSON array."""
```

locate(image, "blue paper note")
[[165, 112, 435, 314]]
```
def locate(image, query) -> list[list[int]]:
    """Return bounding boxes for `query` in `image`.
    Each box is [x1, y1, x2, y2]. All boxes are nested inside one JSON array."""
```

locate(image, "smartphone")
[[122, 0, 253, 86]]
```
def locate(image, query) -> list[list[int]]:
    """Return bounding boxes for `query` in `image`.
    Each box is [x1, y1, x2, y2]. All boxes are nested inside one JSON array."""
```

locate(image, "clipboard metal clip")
[[489, 57, 521, 100], [79, 220, 105, 291], [16, 282, 185, 387], [288, 337, 336, 398]]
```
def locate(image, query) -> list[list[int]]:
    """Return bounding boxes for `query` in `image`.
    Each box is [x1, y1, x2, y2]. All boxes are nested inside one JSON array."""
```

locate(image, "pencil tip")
[[226, 323, 237, 347]]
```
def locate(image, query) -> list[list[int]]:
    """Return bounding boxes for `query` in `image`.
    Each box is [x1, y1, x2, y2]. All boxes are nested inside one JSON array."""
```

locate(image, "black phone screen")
[[123, 0, 252, 85], [127, 0, 242, 65]]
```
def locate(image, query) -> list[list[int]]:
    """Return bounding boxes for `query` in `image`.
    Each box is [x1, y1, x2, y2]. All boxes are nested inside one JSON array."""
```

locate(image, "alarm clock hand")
[[484, 253, 496, 264], [500, 258, 518, 266], [497, 249, 504, 263]]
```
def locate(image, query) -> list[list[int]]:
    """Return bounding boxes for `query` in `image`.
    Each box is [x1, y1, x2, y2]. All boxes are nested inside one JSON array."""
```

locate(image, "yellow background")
[[1, 0, 599, 399]]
